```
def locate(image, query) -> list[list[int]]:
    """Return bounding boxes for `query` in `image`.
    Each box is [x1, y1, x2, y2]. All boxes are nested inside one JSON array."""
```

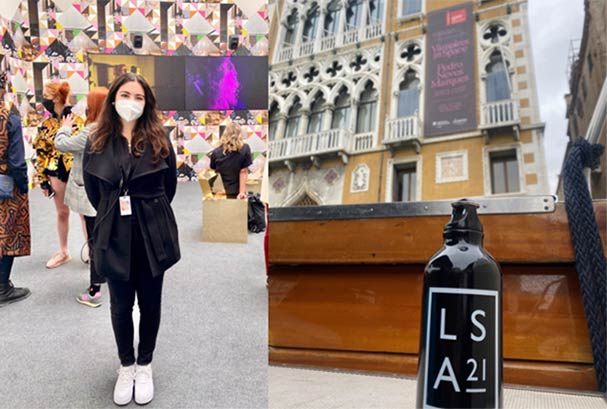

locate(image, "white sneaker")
[[113, 365, 135, 406], [134, 364, 154, 405]]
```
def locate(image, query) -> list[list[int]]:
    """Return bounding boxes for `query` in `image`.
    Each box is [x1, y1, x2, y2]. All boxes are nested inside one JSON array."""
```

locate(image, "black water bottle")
[[416, 200, 503, 409]]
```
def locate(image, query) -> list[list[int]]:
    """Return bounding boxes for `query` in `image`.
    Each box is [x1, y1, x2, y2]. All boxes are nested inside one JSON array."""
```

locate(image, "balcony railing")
[[269, 129, 352, 162], [351, 132, 375, 152], [364, 21, 382, 41], [269, 139, 288, 160], [277, 44, 294, 63], [276, 22, 385, 63], [480, 99, 519, 128], [384, 116, 420, 144], [320, 34, 337, 51], [299, 40, 315, 58], [343, 25, 360, 46]]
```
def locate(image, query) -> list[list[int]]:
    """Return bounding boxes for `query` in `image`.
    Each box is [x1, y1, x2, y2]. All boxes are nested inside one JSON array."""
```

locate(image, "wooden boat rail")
[[268, 198, 607, 391]]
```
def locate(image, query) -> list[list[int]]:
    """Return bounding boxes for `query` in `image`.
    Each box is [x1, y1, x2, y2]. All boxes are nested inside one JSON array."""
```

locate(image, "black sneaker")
[[0, 281, 31, 307]]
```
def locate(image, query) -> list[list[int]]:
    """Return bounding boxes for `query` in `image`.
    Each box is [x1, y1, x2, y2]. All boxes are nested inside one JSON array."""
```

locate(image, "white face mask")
[[114, 99, 144, 122]]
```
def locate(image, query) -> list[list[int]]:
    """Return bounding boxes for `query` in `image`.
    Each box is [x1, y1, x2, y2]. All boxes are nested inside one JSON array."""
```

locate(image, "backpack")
[[247, 192, 266, 233]]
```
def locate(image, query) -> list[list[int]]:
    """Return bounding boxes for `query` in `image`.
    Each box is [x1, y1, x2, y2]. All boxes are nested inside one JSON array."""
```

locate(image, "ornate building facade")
[[268, 0, 549, 206], [559, 0, 606, 200]]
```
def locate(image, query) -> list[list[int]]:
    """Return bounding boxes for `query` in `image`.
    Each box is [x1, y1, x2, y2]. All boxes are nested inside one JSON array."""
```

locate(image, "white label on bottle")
[[423, 287, 499, 409]]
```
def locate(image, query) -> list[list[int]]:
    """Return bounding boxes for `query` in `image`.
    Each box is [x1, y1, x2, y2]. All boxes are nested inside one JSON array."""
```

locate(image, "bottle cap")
[[444, 199, 483, 234]]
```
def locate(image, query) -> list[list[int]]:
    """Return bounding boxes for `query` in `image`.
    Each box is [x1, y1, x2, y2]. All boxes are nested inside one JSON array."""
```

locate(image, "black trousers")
[[0, 255, 15, 284], [107, 224, 164, 366], [84, 216, 105, 285]]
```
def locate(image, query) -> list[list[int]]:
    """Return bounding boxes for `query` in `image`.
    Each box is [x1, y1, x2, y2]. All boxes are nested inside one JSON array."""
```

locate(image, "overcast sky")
[[528, 0, 585, 193]]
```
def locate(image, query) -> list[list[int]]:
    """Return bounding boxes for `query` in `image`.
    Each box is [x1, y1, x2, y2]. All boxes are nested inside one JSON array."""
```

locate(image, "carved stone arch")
[[283, 89, 308, 112], [327, 78, 355, 103], [282, 181, 323, 206], [394, 64, 423, 85], [480, 46, 515, 74], [269, 94, 287, 116], [302, 85, 331, 110], [353, 74, 380, 100]]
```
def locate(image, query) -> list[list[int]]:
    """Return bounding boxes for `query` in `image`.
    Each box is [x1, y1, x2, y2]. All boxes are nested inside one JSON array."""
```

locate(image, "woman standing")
[[55, 87, 108, 307], [33, 81, 79, 269], [83, 74, 180, 406], [0, 71, 31, 306], [209, 122, 252, 199]]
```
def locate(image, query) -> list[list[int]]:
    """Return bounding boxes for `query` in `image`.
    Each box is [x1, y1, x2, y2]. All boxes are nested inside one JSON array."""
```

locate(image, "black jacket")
[[83, 134, 180, 281], [3, 112, 28, 192]]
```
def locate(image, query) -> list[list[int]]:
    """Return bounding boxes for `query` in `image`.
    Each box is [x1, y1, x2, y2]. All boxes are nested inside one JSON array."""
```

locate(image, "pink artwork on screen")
[[211, 58, 240, 109]]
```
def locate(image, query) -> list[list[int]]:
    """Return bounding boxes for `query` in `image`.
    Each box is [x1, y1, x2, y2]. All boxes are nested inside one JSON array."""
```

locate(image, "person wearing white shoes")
[[135, 364, 154, 405], [83, 73, 180, 406]]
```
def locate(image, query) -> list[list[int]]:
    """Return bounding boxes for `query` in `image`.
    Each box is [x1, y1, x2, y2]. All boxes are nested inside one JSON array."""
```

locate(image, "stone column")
[[336, 0, 349, 47], [275, 113, 287, 140], [360, 0, 370, 39], [298, 109, 311, 136], [315, 8, 327, 53], [350, 97, 360, 134], [323, 103, 335, 130], [293, 13, 307, 59]]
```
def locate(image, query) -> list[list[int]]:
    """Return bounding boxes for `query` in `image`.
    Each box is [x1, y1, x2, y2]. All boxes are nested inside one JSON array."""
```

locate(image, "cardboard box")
[[202, 198, 248, 243]]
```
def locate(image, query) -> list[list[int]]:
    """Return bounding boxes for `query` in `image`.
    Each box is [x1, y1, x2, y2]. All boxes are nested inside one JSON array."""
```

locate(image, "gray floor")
[[269, 366, 607, 409], [0, 181, 268, 409]]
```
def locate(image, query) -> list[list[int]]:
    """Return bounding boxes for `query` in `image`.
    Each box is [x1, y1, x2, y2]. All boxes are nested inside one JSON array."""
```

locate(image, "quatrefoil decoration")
[[326, 60, 343, 77], [281, 71, 297, 87], [303, 66, 320, 83], [350, 54, 368, 72], [401, 43, 422, 61], [483, 24, 508, 43]]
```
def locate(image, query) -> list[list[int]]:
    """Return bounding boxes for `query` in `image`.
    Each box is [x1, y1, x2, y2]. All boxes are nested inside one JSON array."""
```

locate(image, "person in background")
[[33, 81, 81, 269], [209, 122, 252, 199], [0, 71, 31, 306], [55, 87, 109, 308], [83, 73, 180, 406], [248, 150, 266, 180]]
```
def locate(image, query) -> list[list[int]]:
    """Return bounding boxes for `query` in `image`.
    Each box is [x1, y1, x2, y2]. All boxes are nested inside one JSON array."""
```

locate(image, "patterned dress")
[[32, 108, 80, 186], [0, 107, 31, 257]]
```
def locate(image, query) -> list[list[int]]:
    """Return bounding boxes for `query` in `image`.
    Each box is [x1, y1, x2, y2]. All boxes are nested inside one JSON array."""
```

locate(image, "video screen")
[[88, 55, 268, 111], [88, 55, 186, 110], [185, 56, 268, 110]]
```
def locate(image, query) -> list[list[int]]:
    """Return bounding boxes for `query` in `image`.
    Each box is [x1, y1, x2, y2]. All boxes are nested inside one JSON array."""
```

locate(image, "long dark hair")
[[89, 73, 169, 163]]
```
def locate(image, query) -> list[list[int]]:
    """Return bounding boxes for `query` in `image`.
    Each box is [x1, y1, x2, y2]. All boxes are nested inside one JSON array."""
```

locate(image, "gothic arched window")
[[283, 9, 299, 46], [485, 50, 511, 102], [269, 101, 279, 140], [285, 98, 302, 138], [303, 3, 320, 41], [331, 87, 351, 130], [368, 0, 384, 23], [398, 70, 420, 117], [346, 0, 364, 28], [324, 0, 341, 35], [356, 81, 378, 133], [307, 93, 325, 134]]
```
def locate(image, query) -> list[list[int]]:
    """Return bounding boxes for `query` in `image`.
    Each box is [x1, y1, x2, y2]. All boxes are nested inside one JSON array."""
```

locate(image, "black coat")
[[83, 134, 180, 281]]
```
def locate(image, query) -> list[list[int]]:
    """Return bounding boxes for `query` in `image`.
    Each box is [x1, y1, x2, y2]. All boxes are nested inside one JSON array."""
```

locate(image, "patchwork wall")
[[0, 0, 268, 181]]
